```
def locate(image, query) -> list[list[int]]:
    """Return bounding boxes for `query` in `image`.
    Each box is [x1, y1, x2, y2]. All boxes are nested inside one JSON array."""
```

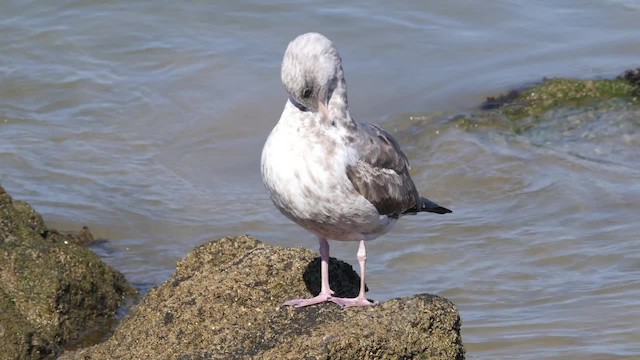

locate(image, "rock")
[[422, 69, 640, 136], [62, 235, 464, 359], [619, 67, 640, 90], [46, 226, 98, 246], [0, 185, 136, 359], [480, 69, 640, 124]]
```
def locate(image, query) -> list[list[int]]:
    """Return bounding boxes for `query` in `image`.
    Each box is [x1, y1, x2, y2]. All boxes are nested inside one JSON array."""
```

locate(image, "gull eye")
[[302, 87, 312, 99]]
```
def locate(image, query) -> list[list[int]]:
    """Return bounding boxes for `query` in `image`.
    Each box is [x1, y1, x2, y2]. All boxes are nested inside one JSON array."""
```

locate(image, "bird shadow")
[[302, 257, 369, 298]]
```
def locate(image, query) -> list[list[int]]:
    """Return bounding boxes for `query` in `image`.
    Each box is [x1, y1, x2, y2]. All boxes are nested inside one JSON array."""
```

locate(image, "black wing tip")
[[427, 206, 452, 214], [401, 204, 452, 215], [420, 197, 452, 214]]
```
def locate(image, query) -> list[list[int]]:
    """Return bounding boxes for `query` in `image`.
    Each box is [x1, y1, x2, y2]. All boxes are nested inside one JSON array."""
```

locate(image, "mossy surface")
[[62, 236, 465, 360], [477, 70, 640, 134], [0, 185, 136, 359], [499, 78, 638, 120]]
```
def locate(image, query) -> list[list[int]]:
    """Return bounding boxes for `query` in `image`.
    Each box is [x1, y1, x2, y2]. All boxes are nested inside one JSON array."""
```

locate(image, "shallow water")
[[1, 1, 640, 358]]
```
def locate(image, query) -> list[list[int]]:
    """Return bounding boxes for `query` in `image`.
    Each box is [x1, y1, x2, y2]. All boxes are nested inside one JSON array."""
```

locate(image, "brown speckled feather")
[[346, 123, 421, 217]]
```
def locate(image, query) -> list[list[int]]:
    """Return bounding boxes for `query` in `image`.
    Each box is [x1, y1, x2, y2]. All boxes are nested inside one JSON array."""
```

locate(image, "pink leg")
[[283, 237, 335, 307], [330, 240, 376, 308]]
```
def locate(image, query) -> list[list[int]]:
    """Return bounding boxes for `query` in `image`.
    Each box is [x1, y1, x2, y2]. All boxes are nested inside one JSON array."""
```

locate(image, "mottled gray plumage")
[[261, 32, 451, 308], [346, 123, 420, 217], [345, 122, 452, 218]]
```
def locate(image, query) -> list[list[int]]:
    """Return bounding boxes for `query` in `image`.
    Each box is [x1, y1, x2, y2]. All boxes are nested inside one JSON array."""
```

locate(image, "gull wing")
[[345, 123, 421, 217]]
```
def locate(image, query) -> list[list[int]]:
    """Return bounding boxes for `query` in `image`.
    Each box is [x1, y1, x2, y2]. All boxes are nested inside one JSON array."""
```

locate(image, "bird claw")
[[283, 293, 333, 307], [284, 294, 376, 308], [329, 296, 377, 308]]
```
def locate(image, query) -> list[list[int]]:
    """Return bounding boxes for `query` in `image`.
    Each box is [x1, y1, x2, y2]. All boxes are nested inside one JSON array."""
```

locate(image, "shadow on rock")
[[302, 256, 368, 298]]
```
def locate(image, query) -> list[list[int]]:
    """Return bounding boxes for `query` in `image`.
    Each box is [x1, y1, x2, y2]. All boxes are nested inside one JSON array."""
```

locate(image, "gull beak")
[[318, 99, 331, 121]]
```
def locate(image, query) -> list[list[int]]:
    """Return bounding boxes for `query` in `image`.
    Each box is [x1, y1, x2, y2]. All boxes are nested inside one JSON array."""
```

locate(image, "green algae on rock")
[[498, 78, 637, 120], [61, 235, 465, 360], [0, 185, 136, 359], [459, 68, 639, 134], [483, 68, 640, 123], [619, 67, 640, 91]]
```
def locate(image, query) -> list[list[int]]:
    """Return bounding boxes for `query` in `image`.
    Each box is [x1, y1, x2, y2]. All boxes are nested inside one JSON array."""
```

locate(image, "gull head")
[[281, 32, 342, 116]]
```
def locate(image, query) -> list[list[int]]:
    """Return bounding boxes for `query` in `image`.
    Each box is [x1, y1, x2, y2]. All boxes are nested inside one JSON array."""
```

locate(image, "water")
[[1, 1, 639, 358]]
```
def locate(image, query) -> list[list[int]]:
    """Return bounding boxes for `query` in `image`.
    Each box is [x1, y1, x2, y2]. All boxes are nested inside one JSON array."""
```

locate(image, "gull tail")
[[404, 197, 452, 215]]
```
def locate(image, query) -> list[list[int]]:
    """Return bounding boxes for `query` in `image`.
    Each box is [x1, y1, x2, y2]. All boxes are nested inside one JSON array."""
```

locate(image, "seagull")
[[261, 32, 451, 308]]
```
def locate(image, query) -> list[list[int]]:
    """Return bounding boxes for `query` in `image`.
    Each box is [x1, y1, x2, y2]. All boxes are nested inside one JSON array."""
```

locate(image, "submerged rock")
[[0, 185, 135, 359], [62, 235, 465, 360], [417, 68, 640, 136], [479, 68, 640, 129], [619, 67, 640, 90]]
